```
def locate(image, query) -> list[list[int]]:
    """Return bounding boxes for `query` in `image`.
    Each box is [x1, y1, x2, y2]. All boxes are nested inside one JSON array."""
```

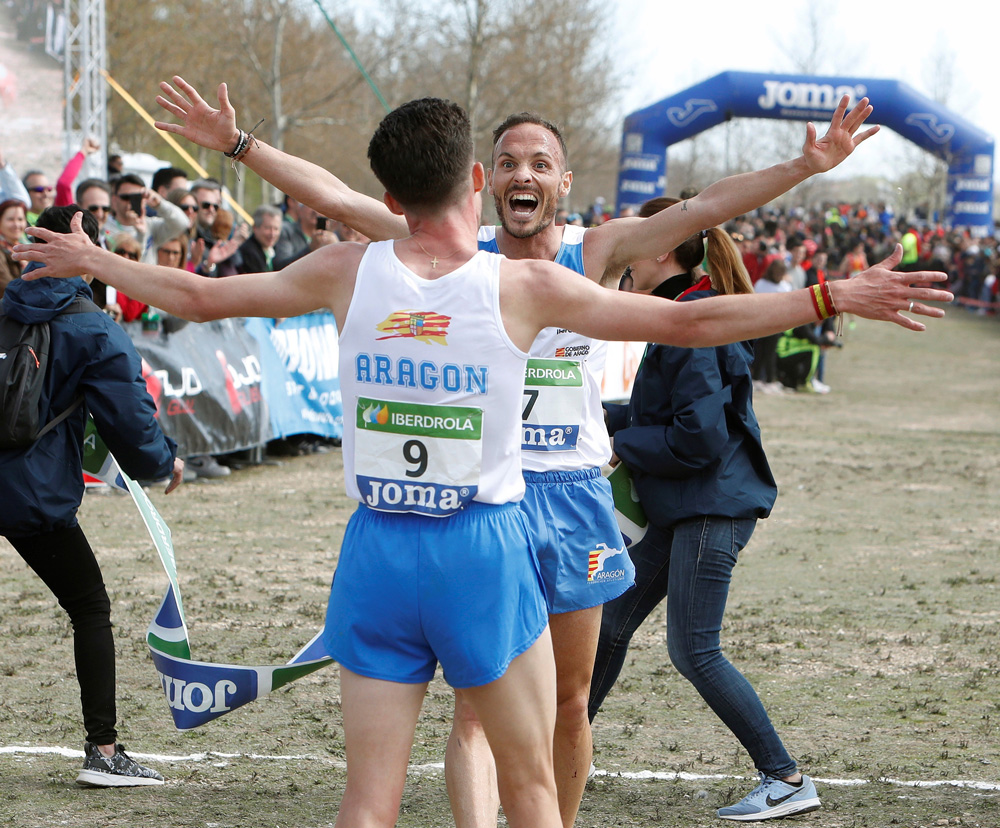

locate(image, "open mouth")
[[508, 192, 539, 217]]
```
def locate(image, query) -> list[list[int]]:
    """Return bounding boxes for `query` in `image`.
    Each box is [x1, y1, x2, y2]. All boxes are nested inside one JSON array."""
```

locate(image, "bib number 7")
[[521, 358, 585, 452]]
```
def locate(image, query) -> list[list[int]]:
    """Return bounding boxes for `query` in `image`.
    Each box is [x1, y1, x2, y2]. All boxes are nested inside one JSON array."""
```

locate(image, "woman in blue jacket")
[[0, 206, 182, 786], [587, 197, 820, 822]]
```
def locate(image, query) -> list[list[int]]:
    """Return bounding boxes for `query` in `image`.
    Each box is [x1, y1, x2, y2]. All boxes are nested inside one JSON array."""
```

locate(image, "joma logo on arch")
[[758, 80, 866, 111]]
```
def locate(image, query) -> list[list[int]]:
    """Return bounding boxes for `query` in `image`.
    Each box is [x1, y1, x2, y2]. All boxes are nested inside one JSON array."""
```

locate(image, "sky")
[[610, 0, 999, 182]]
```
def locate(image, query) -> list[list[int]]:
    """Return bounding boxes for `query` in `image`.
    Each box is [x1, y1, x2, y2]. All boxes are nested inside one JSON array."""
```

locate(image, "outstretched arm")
[[584, 95, 880, 282], [155, 76, 408, 242], [15, 212, 362, 326], [509, 246, 951, 351]]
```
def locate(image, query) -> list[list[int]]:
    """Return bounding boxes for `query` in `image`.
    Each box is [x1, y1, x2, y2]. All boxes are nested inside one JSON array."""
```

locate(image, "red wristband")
[[820, 280, 839, 316], [810, 284, 830, 320]]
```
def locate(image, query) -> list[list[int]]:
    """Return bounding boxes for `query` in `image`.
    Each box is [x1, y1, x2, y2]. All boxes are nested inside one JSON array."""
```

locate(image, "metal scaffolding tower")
[[61, 0, 107, 180]]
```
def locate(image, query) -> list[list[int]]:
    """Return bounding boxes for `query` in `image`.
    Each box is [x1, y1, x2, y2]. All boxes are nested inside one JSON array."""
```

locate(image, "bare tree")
[[660, 0, 874, 210], [892, 36, 958, 223], [217, 0, 379, 202], [367, 0, 625, 214], [922, 33, 957, 105], [756, 0, 869, 208], [778, 0, 864, 77], [666, 130, 724, 197], [105, 0, 625, 213], [106, 0, 388, 202]]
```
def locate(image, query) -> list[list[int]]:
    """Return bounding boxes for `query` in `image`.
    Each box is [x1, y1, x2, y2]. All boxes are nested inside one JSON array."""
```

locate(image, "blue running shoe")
[[717, 773, 820, 821]]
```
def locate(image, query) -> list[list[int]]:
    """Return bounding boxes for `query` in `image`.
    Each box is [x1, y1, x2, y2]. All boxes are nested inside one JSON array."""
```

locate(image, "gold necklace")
[[410, 234, 464, 269]]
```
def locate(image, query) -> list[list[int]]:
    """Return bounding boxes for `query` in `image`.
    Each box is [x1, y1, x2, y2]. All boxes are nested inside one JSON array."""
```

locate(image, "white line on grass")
[[587, 769, 1000, 792], [2, 746, 998, 791]]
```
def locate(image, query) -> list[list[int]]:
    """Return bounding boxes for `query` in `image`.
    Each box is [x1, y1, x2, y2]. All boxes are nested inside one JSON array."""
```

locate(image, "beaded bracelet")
[[223, 130, 248, 159], [223, 118, 265, 179]]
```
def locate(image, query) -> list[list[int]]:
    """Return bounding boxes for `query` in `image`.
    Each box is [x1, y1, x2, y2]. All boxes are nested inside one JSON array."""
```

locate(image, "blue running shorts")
[[521, 467, 634, 614], [323, 501, 548, 689]]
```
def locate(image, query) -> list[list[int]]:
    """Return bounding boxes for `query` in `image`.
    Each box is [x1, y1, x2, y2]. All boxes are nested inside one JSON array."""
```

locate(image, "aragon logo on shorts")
[[587, 542, 627, 582], [375, 310, 451, 345]]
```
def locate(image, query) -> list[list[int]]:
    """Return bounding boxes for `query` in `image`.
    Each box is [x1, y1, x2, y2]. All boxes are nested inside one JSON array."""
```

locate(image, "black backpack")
[[0, 296, 100, 449]]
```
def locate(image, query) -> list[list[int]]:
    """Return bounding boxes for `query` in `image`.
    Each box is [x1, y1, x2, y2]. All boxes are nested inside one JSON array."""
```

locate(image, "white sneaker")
[[810, 377, 831, 394]]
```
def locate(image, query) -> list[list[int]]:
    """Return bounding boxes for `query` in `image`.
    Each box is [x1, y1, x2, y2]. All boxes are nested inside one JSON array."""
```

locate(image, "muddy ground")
[[1, 310, 999, 828]]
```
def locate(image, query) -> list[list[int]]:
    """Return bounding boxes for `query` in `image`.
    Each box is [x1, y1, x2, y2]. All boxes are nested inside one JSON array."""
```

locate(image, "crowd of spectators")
[[724, 201, 998, 393], [557, 197, 998, 315], [560, 196, 999, 395], [722, 200, 998, 309], [0, 138, 352, 478], [2, 139, 997, 465]]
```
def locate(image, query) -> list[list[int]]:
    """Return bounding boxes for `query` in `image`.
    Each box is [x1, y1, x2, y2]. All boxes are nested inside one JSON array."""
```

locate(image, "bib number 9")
[[354, 397, 484, 516], [403, 439, 428, 477]]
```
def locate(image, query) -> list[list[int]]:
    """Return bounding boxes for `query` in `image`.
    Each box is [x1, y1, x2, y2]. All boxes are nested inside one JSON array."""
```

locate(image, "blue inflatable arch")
[[616, 71, 995, 236]]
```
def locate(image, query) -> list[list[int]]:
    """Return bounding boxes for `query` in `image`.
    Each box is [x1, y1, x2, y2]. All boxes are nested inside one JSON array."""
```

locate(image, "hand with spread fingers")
[[14, 212, 94, 277], [802, 95, 880, 175], [832, 245, 952, 331], [206, 235, 242, 266], [154, 75, 241, 153]]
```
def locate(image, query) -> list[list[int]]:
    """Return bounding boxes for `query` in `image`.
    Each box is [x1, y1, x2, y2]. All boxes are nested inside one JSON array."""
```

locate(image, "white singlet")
[[478, 224, 612, 472], [338, 241, 529, 517]]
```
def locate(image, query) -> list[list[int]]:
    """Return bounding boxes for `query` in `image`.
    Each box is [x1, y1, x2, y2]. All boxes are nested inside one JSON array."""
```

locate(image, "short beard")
[[494, 191, 558, 239]]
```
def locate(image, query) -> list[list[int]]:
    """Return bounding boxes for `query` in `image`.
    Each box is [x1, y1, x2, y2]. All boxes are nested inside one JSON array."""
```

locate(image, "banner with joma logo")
[[82, 421, 335, 730]]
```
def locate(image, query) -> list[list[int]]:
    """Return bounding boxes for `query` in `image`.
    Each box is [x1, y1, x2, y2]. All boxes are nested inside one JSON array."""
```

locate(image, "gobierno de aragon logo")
[[375, 310, 451, 345]]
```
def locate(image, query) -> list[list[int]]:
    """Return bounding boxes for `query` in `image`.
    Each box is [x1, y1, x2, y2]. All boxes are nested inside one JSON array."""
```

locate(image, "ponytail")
[[636, 195, 752, 295], [704, 227, 753, 295]]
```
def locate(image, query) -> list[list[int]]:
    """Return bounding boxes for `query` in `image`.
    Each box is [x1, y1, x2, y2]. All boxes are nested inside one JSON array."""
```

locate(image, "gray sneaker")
[[187, 454, 231, 479], [76, 742, 165, 787]]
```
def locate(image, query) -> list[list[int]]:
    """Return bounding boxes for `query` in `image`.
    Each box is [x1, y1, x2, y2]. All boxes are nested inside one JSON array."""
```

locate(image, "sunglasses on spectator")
[[180, 203, 198, 213], [29, 186, 54, 193], [86, 205, 110, 214], [200, 202, 220, 211], [158, 247, 183, 257], [115, 249, 140, 260]]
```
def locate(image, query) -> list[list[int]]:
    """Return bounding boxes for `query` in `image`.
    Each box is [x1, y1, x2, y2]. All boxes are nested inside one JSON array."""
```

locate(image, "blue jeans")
[[588, 516, 797, 778]]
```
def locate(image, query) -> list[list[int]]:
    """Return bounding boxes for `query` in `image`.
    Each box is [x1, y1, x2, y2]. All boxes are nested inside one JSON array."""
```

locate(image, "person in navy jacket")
[[588, 197, 821, 822], [0, 205, 182, 786]]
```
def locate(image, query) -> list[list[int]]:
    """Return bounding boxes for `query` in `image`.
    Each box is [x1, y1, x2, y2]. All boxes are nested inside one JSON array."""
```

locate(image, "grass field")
[[1, 310, 998, 828]]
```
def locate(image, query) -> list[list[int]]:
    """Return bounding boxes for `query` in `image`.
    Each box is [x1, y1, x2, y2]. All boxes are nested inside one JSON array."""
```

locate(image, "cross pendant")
[[430, 255, 439, 268]]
